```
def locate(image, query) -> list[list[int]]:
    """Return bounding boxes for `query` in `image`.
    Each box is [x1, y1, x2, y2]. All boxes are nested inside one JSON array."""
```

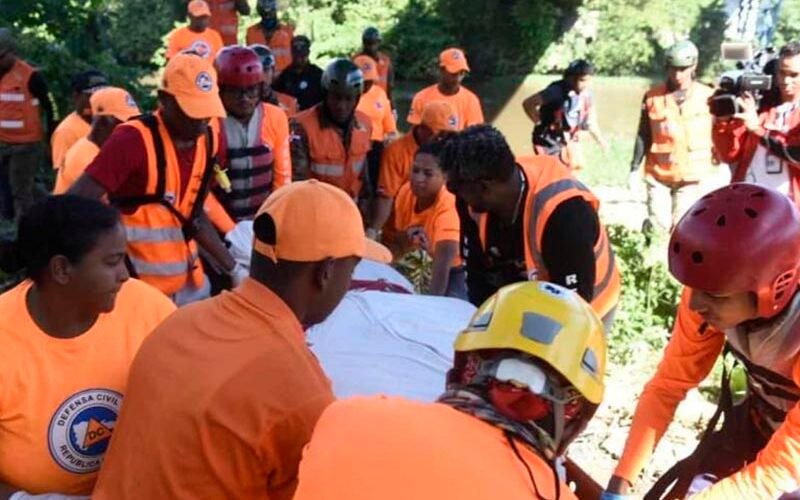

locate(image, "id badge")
[[766, 154, 783, 174]]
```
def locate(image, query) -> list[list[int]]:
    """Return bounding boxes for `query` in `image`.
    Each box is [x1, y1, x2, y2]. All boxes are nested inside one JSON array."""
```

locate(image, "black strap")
[[110, 114, 217, 242], [644, 344, 735, 500]]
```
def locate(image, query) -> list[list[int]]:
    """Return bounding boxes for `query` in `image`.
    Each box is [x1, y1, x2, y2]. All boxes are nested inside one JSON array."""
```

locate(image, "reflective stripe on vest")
[[517, 156, 619, 319], [128, 252, 199, 277], [0, 93, 24, 102], [644, 82, 714, 183], [0, 120, 23, 129], [124, 225, 185, 243], [295, 106, 371, 196], [0, 59, 43, 143]]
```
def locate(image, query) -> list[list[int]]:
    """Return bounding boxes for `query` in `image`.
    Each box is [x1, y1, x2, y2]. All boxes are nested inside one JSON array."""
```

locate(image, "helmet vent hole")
[[751, 191, 766, 198], [744, 208, 758, 218], [672, 242, 680, 253], [692, 252, 703, 264], [692, 208, 706, 216], [716, 215, 726, 226]]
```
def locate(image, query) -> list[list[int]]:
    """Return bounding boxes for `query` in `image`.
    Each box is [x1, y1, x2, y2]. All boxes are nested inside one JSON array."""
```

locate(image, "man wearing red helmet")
[[214, 45, 291, 221], [603, 183, 800, 499]]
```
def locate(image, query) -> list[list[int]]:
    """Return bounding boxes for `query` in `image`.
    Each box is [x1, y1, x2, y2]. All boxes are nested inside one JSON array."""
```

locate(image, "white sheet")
[[308, 291, 476, 402]]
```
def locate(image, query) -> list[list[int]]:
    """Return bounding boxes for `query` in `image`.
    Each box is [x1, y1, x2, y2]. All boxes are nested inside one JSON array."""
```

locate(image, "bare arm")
[[585, 106, 607, 149], [428, 240, 457, 296], [368, 195, 394, 233], [195, 213, 234, 273], [522, 93, 544, 124], [67, 173, 108, 199]]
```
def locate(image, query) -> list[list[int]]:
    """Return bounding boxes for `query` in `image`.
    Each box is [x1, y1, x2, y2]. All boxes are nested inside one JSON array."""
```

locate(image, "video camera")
[[708, 42, 777, 118]]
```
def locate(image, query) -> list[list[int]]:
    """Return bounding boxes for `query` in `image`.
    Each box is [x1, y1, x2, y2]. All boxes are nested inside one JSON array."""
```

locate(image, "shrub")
[[607, 224, 682, 364]]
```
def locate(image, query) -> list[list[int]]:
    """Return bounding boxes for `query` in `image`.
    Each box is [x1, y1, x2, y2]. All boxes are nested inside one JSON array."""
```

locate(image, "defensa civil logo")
[[48, 388, 122, 474]]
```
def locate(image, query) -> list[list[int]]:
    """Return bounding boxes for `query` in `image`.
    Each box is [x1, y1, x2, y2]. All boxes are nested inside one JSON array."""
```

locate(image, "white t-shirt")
[[745, 102, 799, 196]]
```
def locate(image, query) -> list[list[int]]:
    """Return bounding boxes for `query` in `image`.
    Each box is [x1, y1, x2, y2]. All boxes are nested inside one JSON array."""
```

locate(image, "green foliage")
[[2, 0, 184, 120], [607, 224, 682, 364], [393, 249, 433, 294]]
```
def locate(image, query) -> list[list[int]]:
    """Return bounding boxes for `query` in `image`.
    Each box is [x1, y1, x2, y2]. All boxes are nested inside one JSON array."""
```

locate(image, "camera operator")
[[714, 41, 800, 202], [629, 40, 721, 236]]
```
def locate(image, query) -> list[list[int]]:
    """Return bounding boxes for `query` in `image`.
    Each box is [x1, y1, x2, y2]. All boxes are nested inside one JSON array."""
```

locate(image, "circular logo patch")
[[195, 71, 213, 93], [189, 40, 212, 59], [448, 116, 458, 128], [125, 93, 137, 108], [299, 80, 308, 90], [48, 388, 122, 474]]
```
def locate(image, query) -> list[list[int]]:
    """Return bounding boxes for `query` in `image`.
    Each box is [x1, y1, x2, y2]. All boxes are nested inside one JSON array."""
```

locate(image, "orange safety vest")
[[274, 91, 297, 117], [0, 59, 43, 144], [644, 82, 715, 184], [294, 105, 371, 198], [208, 0, 238, 46], [111, 114, 215, 295], [478, 156, 620, 319]]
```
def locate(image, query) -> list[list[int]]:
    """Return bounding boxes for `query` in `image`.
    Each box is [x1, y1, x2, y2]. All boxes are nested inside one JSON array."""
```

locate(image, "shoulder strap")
[[111, 114, 168, 209]]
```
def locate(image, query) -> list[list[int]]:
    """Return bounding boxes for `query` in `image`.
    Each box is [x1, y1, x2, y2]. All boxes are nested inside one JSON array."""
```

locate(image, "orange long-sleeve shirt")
[[616, 288, 800, 499]]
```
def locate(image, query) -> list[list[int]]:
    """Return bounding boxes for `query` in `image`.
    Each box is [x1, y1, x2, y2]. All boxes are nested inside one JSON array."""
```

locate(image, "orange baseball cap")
[[188, 0, 211, 17], [353, 55, 379, 82], [90, 87, 140, 122], [160, 53, 226, 119], [420, 100, 458, 133], [253, 179, 391, 263], [440, 48, 470, 74]]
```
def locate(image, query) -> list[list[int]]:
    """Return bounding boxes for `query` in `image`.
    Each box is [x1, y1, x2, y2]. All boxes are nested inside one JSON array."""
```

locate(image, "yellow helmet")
[[454, 280, 606, 404]]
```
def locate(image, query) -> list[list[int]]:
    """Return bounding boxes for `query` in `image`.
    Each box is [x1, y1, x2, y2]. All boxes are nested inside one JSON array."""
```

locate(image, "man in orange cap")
[[166, 0, 224, 61], [50, 69, 108, 171], [93, 179, 391, 500], [54, 87, 140, 194], [355, 27, 394, 101], [367, 100, 458, 240], [407, 48, 484, 131], [354, 54, 397, 201], [245, 0, 294, 76], [69, 53, 234, 305]]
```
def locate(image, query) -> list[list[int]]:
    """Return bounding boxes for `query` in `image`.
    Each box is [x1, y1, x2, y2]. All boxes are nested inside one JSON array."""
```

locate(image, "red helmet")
[[669, 183, 800, 318], [214, 46, 264, 88]]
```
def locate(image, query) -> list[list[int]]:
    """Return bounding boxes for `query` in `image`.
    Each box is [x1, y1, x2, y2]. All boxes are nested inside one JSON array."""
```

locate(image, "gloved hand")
[[10, 492, 90, 500], [599, 491, 635, 500]]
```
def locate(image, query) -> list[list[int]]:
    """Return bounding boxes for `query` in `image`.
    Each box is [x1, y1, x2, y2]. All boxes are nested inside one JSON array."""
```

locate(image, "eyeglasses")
[[221, 85, 261, 99]]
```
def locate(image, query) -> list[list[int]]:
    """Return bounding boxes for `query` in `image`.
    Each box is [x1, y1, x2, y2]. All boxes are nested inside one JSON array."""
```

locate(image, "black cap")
[[70, 70, 109, 93], [291, 35, 311, 55]]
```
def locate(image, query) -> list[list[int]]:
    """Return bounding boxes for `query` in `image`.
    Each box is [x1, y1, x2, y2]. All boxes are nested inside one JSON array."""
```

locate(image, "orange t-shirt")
[[294, 396, 576, 500], [394, 182, 462, 267], [50, 112, 90, 170], [406, 84, 484, 130], [245, 24, 295, 74], [357, 84, 397, 141], [0, 279, 174, 495], [93, 278, 334, 500], [377, 132, 418, 198], [53, 137, 99, 194], [165, 26, 224, 61]]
